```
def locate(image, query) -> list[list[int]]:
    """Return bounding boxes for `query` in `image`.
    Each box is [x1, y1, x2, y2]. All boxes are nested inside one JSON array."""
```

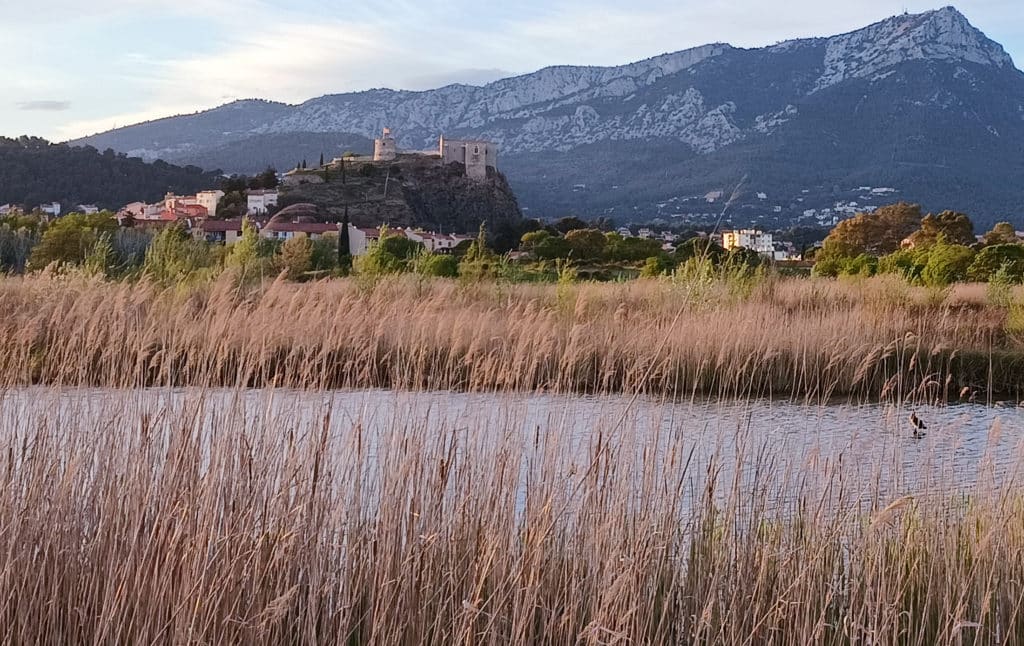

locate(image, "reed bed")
[[0, 273, 1020, 400], [0, 388, 1022, 644]]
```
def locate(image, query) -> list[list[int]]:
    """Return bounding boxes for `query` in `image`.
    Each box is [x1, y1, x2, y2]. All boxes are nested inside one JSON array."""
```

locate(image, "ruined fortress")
[[372, 128, 498, 181]]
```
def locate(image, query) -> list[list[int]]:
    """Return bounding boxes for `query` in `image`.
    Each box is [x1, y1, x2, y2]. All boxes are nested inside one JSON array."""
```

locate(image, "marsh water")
[[4, 387, 1024, 509]]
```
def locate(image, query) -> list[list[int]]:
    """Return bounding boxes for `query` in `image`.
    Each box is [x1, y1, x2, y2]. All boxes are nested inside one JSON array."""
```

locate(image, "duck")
[[909, 412, 927, 439]]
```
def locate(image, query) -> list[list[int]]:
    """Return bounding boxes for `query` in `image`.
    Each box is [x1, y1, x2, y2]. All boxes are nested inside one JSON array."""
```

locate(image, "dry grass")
[[0, 389, 1022, 644], [2, 272, 1024, 644], [0, 273, 1020, 401]]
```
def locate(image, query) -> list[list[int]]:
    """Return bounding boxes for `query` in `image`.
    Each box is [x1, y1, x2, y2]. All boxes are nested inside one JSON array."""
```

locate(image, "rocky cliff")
[[279, 155, 525, 246]]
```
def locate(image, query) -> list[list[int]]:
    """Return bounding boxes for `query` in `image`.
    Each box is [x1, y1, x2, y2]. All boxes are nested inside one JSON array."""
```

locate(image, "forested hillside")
[[0, 137, 220, 210]]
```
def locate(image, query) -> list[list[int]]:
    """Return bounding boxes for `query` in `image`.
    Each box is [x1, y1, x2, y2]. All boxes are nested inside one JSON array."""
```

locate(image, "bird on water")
[[909, 412, 927, 439]]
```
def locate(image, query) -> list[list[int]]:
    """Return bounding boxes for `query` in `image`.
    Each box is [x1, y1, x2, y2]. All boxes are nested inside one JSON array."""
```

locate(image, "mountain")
[[0, 137, 220, 211], [73, 7, 1024, 227]]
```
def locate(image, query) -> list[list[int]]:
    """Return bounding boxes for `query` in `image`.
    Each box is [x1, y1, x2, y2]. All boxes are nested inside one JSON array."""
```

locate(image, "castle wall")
[[439, 137, 498, 180]]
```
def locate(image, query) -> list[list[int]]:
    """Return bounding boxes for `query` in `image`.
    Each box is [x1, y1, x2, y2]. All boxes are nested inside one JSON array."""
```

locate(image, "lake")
[[3, 387, 1023, 513]]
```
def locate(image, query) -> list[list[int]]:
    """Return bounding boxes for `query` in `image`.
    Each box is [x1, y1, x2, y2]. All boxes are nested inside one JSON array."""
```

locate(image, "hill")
[[278, 154, 526, 250], [0, 137, 220, 211], [72, 7, 1024, 228]]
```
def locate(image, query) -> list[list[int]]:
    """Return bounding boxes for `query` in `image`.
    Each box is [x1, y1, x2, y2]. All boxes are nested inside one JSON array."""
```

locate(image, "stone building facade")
[[439, 136, 498, 180]]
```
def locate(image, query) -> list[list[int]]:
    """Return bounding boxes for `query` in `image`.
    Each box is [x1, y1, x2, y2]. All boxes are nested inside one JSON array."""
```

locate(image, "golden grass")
[[2, 272, 1023, 643], [0, 273, 1020, 401]]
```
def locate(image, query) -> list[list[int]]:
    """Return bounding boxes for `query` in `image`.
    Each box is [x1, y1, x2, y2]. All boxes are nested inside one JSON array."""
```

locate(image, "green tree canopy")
[[143, 225, 213, 284], [521, 230, 571, 261], [564, 228, 607, 262], [28, 212, 118, 270], [967, 244, 1024, 282], [921, 241, 976, 287]]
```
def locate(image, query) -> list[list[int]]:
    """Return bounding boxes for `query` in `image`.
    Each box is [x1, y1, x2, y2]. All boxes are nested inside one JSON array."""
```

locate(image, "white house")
[[0, 204, 11, 216], [77, 204, 99, 214], [195, 190, 224, 218], [39, 202, 61, 216], [722, 229, 775, 256], [403, 229, 474, 254], [247, 189, 278, 215]]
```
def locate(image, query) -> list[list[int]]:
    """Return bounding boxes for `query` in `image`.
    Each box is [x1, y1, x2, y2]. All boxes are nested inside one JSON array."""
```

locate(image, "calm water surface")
[[3, 387, 1023, 508]]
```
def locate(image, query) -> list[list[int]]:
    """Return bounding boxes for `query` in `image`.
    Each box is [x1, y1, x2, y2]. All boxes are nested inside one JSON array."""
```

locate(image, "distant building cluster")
[[116, 188, 279, 222]]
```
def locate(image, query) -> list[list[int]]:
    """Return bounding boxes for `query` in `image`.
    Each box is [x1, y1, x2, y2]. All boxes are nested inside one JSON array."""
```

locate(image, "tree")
[[921, 241, 976, 287], [83, 234, 115, 277], [564, 229, 607, 262], [226, 218, 264, 277], [319, 152, 325, 168], [821, 202, 923, 259], [640, 255, 673, 278], [143, 225, 213, 284], [338, 206, 352, 272], [520, 230, 571, 261], [216, 191, 246, 218], [357, 228, 423, 275], [982, 222, 1019, 246], [604, 233, 664, 263], [553, 216, 590, 235], [967, 244, 1024, 282], [906, 210, 975, 248], [310, 235, 339, 273], [28, 212, 118, 270], [878, 248, 927, 281], [416, 253, 459, 278], [673, 237, 725, 264], [277, 236, 313, 281], [459, 224, 500, 280]]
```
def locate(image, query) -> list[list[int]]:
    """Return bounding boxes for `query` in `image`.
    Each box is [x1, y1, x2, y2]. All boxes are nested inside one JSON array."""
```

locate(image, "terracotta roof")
[[264, 221, 339, 234], [200, 219, 245, 232]]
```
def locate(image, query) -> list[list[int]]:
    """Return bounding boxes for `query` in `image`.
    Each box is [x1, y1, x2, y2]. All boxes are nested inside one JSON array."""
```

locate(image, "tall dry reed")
[[0, 389, 1021, 644], [0, 273, 1019, 401]]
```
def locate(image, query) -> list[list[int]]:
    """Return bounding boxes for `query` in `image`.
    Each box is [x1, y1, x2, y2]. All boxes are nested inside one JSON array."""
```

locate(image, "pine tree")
[[302, 159, 307, 170], [338, 206, 352, 273], [319, 152, 325, 168]]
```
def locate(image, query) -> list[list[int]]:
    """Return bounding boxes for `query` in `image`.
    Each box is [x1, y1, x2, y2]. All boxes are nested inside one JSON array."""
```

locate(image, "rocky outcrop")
[[278, 155, 523, 237]]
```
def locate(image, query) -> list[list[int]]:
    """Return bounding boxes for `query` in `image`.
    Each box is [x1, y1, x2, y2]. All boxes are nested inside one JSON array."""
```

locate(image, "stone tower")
[[373, 127, 397, 161]]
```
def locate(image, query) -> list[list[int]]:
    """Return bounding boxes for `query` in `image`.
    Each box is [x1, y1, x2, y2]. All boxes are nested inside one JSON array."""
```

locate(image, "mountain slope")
[[74, 7, 1024, 226]]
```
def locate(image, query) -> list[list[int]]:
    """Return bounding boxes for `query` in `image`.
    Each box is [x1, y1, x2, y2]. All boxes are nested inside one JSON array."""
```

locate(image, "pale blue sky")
[[2, 0, 1021, 141]]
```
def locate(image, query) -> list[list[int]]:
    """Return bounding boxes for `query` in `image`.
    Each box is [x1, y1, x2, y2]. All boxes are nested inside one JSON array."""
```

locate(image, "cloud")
[[16, 101, 71, 112], [31, 0, 1024, 141]]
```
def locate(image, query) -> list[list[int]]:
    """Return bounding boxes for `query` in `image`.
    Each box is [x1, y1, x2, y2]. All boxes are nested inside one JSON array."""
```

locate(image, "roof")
[[264, 221, 339, 234], [200, 219, 245, 232]]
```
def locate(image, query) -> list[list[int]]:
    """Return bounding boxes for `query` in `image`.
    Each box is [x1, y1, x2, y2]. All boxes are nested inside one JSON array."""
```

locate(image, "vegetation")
[[0, 136, 219, 210], [815, 204, 1024, 288], [3, 383, 1024, 644], [0, 272, 1020, 399], [0, 203, 1021, 643]]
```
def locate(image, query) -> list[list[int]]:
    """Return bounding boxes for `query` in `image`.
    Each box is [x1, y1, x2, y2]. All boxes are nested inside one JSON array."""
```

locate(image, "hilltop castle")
[[372, 128, 498, 180]]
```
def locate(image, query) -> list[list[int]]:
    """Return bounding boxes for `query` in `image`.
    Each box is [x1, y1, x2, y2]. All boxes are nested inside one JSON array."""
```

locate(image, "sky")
[[2, 0, 1021, 142]]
